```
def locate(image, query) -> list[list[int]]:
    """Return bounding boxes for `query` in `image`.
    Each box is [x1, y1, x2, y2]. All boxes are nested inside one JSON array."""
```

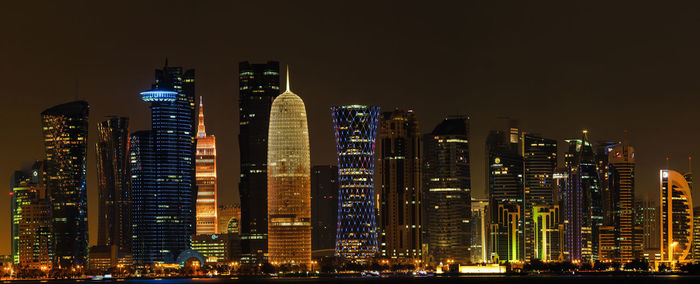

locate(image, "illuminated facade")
[[332, 105, 380, 261], [522, 134, 557, 261], [533, 205, 560, 261], [131, 62, 197, 264], [12, 162, 46, 266], [18, 197, 53, 271], [267, 70, 311, 266], [471, 198, 489, 263], [218, 204, 241, 235], [490, 203, 521, 262], [96, 117, 131, 252], [636, 198, 659, 250], [693, 207, 700, 262], [311, 165, 339, 252], [562, 131, 600, 263], [196, 97, 218, 235], [238, 61, 279, 263], [377, 109, 422, 261], [423, 116, 471, 265], [41, 100, 89, 268], [659, 169, 693, 264], [191, 234, 241, 264]]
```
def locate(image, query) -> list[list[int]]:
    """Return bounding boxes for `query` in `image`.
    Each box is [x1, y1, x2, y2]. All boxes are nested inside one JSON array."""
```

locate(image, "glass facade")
[[267, 79, 311, 266], [41, 100, 89, 268], [96, 117, 131, 252], [660, 169, 693, 264], [238, 61, 279, 263], [332, 105, 380, 262], [522, 134, 557, 261], [311, 165, 339, 252], [196, 97, 218, 235], [131, 62, 197, 264]]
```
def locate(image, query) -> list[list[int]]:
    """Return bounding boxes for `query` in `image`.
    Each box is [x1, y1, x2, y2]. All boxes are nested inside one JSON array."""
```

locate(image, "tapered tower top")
[[198, 96, 206, 138]]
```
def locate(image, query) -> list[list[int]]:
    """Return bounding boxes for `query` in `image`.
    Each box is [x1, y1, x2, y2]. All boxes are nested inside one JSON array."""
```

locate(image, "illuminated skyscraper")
[[18, 168, 53, 272], [311, 165, 338, 253], [218, 204, 241, 235], [533, 205, 560, 261], [10, 162, 44, 265], [471, 198, 488, 263], [96, 117, 131, 252], [131, 62, 197, 264], [522, 134, 557, 261], [267, 70, 311, 266], [486, 123, 523, 262], [196, 97, 218, 235], [660, 169, 693, 264], [423, 116, 471, 265], [377, 109, 422, 261], [332, 105, 380, 262], [562, 130, 600, 263], [635, 198, 659, 250], [41, 100, 89, 268], [238, 61, 280, 263]]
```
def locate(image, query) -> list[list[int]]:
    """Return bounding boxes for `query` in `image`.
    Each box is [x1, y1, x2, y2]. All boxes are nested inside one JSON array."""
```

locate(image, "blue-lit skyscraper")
[[131, 61, 197, 264], [331, 105, 380, 262]]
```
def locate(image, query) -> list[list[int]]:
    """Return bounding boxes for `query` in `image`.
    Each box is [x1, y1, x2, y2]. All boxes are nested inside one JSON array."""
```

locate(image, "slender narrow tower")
[[267, 67, 311, 267], [196, 97, 218, 235]]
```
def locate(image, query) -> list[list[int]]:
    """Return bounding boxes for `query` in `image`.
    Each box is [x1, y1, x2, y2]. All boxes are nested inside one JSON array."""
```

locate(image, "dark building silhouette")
[[131, 62, 197, 264], [41, 100, 89, 268], [522, 134, 557, 261], [423, 116, 471, 265], [237, 61, 280, 263], [96, 117, 131, 252], [377, 110, 422, 262], [311, 165, 338, 253]]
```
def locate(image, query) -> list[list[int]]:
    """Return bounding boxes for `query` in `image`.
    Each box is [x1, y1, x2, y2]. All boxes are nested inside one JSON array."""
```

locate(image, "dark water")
[[5, 276, 700, 283]]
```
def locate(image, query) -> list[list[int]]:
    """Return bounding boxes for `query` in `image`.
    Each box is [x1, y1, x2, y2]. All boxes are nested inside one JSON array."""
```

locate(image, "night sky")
[[2, 1, 700, 254]]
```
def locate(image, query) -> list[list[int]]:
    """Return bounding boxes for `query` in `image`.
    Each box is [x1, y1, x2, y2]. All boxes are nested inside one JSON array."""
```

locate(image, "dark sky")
[[2, 1, 700, 254]]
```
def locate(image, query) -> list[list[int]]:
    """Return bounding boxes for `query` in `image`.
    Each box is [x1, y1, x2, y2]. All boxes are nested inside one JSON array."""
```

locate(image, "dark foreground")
[[4, 275, 700, 283]]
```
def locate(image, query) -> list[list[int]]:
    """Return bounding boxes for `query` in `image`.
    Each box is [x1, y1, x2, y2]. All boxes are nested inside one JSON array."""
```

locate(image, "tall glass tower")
[[41, 100, 89, 268], [238, 61, 280, 263], [131, 62, 197, 264], [96, 117, 131, 252], [196, 97, 218, 235], [267, 70, 311, 266], [522, 134, 557, 261], [331, 105, 380, 262]]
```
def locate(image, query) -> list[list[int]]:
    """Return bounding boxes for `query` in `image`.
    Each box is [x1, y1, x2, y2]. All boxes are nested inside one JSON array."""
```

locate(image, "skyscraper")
[[601, 142, 641, 262], [96, 117, 131, 252], [533, 204, 560, 261], [522, 134, 557, 261], [487, 124, 523, 262], [311, 165, 338, 253], [196, 97, 218, 235], [267, 70, 311, 266], [238, 61, 280, 263], [471, 198, 489, 263], [41, 100, 89, 268], [10, 162, 44, 265], [660, 169, 693, 264], [332, 105, 380, 262], [635, 198, 659, 250], [131, 62, 197, 264], [377, 109, 422, 261], [423, 116, 471, 265], [218, 204, 241, 235], [562, 131, 600, 263]]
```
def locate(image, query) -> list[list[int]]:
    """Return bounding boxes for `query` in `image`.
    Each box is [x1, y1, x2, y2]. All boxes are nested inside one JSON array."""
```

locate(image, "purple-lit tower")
[[331, 105, 380, 262]]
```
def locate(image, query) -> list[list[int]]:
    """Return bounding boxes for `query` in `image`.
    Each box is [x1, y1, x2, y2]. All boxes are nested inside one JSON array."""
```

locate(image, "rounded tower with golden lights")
[[267, 67, 311, 267]]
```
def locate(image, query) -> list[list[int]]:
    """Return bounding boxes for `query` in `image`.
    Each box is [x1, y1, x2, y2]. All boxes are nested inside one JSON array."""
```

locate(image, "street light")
[[670, 242, 679, 270]]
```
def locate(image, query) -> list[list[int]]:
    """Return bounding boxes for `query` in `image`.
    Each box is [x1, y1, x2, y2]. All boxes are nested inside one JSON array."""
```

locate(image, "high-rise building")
[[218, 204, 241, 235], [600, 142, 641, 263], [267, 70, 311, 267], [693, 207, 700, 262], [377, 109, 422, 262], [131, 62, 197, 264], [533, 204, 560, 261], [41, 100, 89, 268], [562, 131, 600, 263], [635, 198, 659, 250], [18, 196, 53, 271], [196, 97, 218, 235], [96, 117, 131, 252], [423, 116, 471, 265], [238, 61, 280, 263], [11, 162, 45, 265], [311, 165, 338, 253], [471, 198, 489, 263], [522, 134, 557, 261], [487, 124, 523, 262], [595, 142, 617, 225], [332, 105, 380, 262], [659, 169, 693, 264]]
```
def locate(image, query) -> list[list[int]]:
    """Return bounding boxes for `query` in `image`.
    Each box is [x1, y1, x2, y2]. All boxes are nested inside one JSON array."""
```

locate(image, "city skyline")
[[3, 1, 700, 256]]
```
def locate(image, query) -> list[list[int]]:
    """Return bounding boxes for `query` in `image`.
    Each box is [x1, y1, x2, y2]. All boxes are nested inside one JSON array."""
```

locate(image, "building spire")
[[286, 65, 291, 92], [198, 96, 206, 138]]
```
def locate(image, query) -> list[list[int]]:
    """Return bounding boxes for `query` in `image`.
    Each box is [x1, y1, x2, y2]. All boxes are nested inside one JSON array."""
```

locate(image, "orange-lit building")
[[196, 97, 218, 235], [267, 69, 311, 267], [660, 169, 693, 265]]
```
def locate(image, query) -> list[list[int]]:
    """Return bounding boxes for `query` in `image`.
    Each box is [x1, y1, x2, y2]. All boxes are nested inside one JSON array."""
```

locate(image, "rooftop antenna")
[[286, 65, 291, 92]]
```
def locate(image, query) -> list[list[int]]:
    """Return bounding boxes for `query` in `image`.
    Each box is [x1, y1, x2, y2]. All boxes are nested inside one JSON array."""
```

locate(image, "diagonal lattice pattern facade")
[[331, 105, 380, 261]]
